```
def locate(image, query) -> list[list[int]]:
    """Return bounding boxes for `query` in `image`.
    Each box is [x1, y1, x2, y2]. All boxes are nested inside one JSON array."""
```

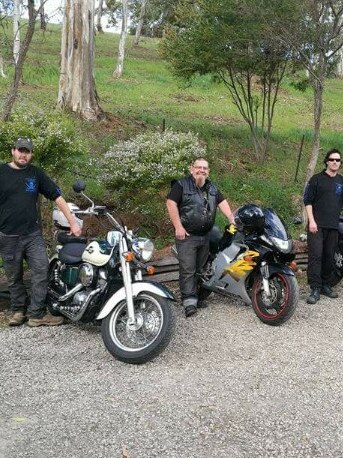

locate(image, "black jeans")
[[307, 228, 338, 289], [0, 230, 49, 318], [176, 233, 210, 304]]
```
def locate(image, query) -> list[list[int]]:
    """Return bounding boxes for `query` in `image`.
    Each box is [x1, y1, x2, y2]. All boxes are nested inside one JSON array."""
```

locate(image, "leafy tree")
[[130, 0, 179, 38], [268, 0, 343, 181], [2, 0, 47, 121], [161, 0, 292, 161]]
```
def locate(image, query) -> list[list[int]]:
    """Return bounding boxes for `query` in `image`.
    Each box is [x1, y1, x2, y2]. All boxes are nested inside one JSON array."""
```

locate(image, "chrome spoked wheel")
[[110, 294, 164, 350], [101, 293, 175, 364]]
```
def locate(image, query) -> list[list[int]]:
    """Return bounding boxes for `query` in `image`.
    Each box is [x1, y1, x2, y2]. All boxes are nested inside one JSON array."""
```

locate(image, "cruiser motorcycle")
[[48, 180, 175, 364], [197, 204, 299, 326]]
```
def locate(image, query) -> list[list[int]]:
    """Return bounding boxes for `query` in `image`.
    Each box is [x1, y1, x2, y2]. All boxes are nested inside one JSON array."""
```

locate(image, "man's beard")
[[13, 159, 29, 169], [195, 175, 206, 187]]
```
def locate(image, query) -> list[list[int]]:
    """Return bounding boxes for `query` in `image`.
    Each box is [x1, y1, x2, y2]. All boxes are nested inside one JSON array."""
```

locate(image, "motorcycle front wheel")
[[101, 293, 175, 364], [251, 273, 299, 326]]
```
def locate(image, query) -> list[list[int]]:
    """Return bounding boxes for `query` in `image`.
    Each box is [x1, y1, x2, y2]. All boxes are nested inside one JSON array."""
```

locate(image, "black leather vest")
[[178, 175, 218, 235]]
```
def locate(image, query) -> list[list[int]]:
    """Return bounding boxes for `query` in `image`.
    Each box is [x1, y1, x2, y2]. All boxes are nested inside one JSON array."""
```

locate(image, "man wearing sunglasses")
[[166, 157, 235, 317], [304, 149, 343, 304]]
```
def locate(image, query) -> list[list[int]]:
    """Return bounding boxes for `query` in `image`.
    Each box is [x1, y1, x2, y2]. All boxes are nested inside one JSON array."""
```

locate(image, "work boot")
[[306, 288, 320, 304], [8, 311, 26, 327], [184, 304, 197, 318], [197, 300, 208, 309], [321, 285, 338, 299], [27, 314, 64, 327], [183, 297, 198, 318]]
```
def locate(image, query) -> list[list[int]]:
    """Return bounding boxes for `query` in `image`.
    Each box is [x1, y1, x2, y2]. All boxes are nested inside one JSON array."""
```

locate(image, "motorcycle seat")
[[58, 243, 86, 264], [57, 232, 88, 245]]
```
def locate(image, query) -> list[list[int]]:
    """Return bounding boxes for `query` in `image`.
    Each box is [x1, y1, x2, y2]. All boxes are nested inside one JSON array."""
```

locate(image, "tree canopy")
[[161, 0, 293, 160]]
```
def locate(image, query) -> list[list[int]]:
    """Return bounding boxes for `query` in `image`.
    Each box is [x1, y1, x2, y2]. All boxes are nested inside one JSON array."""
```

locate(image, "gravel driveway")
[[1, 281, 342, 458]]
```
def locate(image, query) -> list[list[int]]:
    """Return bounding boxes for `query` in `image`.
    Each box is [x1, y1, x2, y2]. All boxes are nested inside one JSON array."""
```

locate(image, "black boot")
[[321, 285, 338, 299], [306, 288, 320, 304]]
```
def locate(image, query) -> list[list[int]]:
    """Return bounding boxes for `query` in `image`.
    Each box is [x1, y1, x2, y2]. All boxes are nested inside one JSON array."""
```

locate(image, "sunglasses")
[[327, 158, 341, 162]]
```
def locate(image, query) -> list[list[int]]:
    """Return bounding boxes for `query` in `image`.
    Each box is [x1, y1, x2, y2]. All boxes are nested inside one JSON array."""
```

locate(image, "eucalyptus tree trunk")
[[13, 0, 21, 65], [2, 0, 39, 121], [337, 47, 343, 78], [58, 0, 103, 120], [134, 0, 148, 45], [0, 57, 6, 78], [306, 66, 324, 184], [113, 0, 128, 78], [96, 0, 104, 33], [40, 0, 47, 30]]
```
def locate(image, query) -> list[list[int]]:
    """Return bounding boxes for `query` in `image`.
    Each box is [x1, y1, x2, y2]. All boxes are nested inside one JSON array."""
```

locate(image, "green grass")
[[1, 22, 343, 239]]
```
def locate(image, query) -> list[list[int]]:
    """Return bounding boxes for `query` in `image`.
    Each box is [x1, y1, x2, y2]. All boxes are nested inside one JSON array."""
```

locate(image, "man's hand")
[[69, 221, 82, 236], [175, 226, 189, 240], [308, 221, 318, 234]]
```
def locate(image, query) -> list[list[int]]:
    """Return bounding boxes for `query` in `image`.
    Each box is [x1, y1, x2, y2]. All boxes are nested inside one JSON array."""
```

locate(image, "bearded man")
[[0, 137, 81, 327], [166, 157, 235, 317]]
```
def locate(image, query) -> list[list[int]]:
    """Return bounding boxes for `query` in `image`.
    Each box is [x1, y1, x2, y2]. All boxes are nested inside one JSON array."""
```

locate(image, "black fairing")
[[263, 208, 291, 241]]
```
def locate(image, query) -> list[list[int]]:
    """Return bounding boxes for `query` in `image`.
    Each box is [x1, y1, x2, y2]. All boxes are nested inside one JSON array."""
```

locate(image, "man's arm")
[[55, 196, 82, 236], [218, 200, 235, 224], [166, 199, 189, 240], [305, 204, 317, 233], [303, 178, 317, 233]]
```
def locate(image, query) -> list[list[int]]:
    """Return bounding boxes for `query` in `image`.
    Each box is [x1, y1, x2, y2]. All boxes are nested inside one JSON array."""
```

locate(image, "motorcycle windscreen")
[[263, 208, 291, 241]]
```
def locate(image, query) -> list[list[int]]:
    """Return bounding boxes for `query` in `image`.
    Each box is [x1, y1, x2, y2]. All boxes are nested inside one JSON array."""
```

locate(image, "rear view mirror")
[[73, 180, 86, 193]]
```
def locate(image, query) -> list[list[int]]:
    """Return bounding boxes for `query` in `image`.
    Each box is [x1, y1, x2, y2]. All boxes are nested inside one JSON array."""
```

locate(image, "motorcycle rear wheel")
[[101, 293, 175, 364], [251, 273, 298, 326]]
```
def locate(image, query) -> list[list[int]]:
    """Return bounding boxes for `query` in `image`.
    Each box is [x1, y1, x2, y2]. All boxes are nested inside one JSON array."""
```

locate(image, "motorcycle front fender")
[[266, 262, 296, 277], [96, 281, 175, 320]]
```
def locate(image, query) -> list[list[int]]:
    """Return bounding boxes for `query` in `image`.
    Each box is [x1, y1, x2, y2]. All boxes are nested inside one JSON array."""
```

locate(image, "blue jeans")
[[0, 230, 49, 318], [176, 233, 210, 304]]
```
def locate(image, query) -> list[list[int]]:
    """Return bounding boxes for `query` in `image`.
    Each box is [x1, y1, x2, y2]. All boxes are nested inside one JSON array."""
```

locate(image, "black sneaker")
[[306, 288, 320, 304], [321, 285, 338, 299], [185, 305, 197, 318]]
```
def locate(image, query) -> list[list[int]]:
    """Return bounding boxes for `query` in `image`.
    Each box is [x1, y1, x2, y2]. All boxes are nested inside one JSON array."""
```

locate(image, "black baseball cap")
[[14, 137, 33, 152]]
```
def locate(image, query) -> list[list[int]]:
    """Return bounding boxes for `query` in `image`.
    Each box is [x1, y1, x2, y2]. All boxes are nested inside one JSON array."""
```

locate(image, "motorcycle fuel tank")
[[82, 240, 113, 266]]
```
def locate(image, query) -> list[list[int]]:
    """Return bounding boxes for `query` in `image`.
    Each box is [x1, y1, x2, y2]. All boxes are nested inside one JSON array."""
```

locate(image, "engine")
[[49, 261, 108, 320], [59, 262, 99, 288]]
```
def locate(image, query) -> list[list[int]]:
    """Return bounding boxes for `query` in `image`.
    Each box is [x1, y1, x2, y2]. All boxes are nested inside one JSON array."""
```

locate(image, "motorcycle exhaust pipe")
[[48, 283, 83, 302], [59, 287, 102, 322]]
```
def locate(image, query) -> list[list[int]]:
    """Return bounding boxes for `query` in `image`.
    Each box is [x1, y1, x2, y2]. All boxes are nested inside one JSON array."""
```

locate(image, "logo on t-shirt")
[[25, 178, 37, 193], [335, 183, 343, 195]]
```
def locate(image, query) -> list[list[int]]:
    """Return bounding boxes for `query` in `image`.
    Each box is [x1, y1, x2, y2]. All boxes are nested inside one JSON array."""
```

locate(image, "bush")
[[96, 129, 207, 234], [0, 106, 86, 176]]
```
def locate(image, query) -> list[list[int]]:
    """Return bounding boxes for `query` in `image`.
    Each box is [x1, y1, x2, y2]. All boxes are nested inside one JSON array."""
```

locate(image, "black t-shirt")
[[168, 181, 225, 206], [303, 170, 343, 229], [0, 164, 61, 235]]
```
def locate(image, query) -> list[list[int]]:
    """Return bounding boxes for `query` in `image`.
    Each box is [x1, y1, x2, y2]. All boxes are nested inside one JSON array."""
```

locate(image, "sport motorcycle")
[[196, 204, 299, 325], [48, 180, 175, 364]]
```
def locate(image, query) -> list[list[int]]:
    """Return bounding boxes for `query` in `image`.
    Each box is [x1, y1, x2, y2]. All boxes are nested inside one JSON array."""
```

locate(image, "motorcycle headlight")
[[270, 237, 293, 253], [133, 237, 154, 262]]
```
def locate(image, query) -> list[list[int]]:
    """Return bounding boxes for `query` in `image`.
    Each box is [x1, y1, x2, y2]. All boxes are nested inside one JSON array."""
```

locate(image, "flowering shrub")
[[96, 129, 207, 232], [0, 106, 86, 175], [98, 129, 207, 190]]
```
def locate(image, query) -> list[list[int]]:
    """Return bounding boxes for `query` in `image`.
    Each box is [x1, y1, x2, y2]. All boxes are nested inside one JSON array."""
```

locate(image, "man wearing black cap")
[[0, 137, 82, 327]]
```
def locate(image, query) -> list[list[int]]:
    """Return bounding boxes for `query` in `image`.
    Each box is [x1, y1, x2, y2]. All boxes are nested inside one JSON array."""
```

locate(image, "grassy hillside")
[[1, 23, 343, 239]]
